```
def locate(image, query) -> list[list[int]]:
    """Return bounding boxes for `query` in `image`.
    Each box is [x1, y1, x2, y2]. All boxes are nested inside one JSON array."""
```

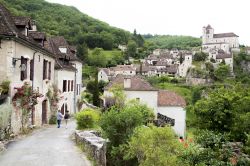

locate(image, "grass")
[[89, 49, 122, 61], [156, 83, 193, 104]]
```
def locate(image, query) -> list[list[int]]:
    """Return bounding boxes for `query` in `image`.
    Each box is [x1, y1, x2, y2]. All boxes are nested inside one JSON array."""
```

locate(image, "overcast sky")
[[46, 0, 250, 45]]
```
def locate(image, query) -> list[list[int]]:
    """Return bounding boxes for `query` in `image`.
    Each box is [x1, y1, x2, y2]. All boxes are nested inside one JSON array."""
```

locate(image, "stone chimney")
[[30, 20, 37, 31], [124, 77, 131, 89]]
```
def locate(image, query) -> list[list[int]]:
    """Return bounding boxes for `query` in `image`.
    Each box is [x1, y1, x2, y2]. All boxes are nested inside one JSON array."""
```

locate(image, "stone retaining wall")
[[75, 130, 107, 166]]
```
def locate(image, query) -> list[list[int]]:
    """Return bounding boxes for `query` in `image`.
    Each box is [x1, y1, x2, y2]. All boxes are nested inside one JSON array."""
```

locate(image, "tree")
[[100, 99, 155, 165], [87, 48, 107, 67], [193, 52, 208, 61], [127, 40, 137, 59], [76, 42, 88, 62], [214, 64, 230, 81], [125, 126, 182, 166]]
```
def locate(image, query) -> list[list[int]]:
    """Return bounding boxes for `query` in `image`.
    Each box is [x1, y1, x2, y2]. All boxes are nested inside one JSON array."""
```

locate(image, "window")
[[43, 60, 48, 80], [20, 56, 27, 81], [63, 80, 67, 92], [48, 62, 51, 80], [30, 59, 34, 80], [71, 80, 74, 91], [68, 80, 70, 92]]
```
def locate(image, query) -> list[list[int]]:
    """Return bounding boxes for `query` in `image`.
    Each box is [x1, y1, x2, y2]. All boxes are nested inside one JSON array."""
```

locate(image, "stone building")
[[45, 36, 82, 114], [103, 75, 186, 137], [202, 25, 239, 53], [0, 4, 56, 132], [0, 4, 82, 134]]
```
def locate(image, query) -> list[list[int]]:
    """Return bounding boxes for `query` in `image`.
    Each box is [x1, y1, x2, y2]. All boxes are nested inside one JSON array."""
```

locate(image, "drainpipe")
[[73, 63, 77, 114], [31, 51, 38, 125]]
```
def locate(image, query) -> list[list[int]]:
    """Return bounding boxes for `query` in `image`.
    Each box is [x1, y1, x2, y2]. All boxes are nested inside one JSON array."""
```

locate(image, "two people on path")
[[57, 110, 70, 128]]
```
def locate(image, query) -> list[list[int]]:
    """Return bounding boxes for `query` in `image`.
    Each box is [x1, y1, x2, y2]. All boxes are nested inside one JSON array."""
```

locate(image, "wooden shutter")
[[30, 59, 34, 80], [63, 80, 67, 92], [43, 60, 46, 80], [68, 80, 70, 92], [71, 80, 73, 91], [48, 62, 51, 80]]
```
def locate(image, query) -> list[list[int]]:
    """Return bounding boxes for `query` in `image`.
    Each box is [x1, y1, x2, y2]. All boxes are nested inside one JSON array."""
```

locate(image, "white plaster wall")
[[55, 70, 75, 115], [98, 70, 109, 82], [158, 107, 186, 137], [1, 39, 56, 129]]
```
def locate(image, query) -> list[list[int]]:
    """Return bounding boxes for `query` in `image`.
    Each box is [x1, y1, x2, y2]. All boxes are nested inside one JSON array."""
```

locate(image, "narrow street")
[[0, 120, 91, 166]]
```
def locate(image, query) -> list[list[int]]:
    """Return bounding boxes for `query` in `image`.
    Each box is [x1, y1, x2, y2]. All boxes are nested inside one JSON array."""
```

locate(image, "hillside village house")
[[202, 25, 240, 53], [45, 36, 82, 114], [0, 4, 82, 134], [98, 65, 136, 82], [103, 75, 186, 137]]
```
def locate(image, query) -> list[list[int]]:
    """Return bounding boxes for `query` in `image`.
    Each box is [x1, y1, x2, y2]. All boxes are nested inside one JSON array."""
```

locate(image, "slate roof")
[[105, 75, 157, 91], [216, 53, 232, 59], [158, 90, 186, 107], [0, 3, 19, 36], [29, 31, 46, 40], [13, 16, 31, 26], [45, 36, 81, 62], [213, 33, 239, 38], [0, 3, 55, 57]]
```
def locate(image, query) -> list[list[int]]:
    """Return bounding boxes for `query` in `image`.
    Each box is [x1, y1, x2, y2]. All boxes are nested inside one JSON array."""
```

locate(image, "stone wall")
[[75, 130, 107, 166]]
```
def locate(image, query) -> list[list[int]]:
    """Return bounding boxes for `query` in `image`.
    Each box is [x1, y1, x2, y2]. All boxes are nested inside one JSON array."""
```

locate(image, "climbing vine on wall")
[[46, 84, 63, 124], [12, 82, 43, 131]]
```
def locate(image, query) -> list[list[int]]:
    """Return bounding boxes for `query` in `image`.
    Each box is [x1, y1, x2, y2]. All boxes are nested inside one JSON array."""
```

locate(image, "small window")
[[20, 56, 28, 81]]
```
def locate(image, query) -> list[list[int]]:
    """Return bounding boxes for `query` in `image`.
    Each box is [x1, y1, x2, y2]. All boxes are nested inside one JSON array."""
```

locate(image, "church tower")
[[202, 25, 214, 44]]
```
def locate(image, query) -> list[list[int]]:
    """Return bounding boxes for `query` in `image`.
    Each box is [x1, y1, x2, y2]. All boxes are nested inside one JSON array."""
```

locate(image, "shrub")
[[76, 108, 100, 129], [49, 115, 57, 124], [0, 80, 10, 95]]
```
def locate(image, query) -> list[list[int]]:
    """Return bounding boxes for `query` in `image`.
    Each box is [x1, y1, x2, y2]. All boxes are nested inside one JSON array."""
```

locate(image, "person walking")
[[57, 111, 63, 128], [64, 110, 70, 129]]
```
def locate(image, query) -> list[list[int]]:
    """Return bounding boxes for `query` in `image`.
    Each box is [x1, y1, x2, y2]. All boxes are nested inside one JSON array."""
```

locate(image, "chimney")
[[124, 77, 131, 89], [30, 20, 37, 31]]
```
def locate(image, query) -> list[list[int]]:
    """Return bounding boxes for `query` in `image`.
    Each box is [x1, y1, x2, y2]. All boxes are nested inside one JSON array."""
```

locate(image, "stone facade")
[[202, 25, 239, 53], [75, 130, 107, 166]]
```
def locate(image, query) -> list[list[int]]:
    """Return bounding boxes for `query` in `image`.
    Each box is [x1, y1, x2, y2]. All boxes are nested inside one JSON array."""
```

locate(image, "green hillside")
[[143, 34, 202, 50], [0, 0, 131, 50]]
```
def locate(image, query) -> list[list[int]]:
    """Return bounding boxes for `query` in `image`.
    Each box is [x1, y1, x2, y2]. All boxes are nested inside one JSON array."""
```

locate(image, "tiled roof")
[[158, 90, 186, 107], [105, 75, 157, 91], [0, 3, 19, 36], [213, 33, 238, 38], [206, 24, 212, 29], [13, 16, 30, 26], [216, 53, 232, 59], [54, 60, 77, 71], [0, 4, 55, 58], [29, 31, 46, 40], [110, 65, 136, 71]]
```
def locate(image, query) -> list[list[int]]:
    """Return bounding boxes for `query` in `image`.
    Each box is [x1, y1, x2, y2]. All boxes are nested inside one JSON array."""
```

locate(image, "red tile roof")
[[105, 75, 157, 91], [158, 90, 186, 107]]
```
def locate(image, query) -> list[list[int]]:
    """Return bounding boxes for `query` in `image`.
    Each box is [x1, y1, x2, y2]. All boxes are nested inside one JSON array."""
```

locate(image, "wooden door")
[[42, 100, 47, 124]]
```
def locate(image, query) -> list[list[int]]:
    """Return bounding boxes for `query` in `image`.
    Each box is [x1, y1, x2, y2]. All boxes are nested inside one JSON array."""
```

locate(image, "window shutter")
[[30, 59, 34, 80], [63, 80, 67, 92], [68, 80, 70, 92], [71, 80, 73, 91], [48, 62, 51, 80]]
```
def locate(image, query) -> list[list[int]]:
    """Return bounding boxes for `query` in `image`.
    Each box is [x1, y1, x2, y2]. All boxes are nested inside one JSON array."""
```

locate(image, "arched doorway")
[[42, 100, 47, 124]]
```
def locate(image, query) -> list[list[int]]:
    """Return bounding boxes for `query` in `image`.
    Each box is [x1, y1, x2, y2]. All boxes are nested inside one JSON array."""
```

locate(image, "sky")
[[46, 0, 250, 45]]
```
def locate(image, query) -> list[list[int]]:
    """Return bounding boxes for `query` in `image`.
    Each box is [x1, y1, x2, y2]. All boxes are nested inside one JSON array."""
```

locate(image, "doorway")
[[42, 100, 47, 124]]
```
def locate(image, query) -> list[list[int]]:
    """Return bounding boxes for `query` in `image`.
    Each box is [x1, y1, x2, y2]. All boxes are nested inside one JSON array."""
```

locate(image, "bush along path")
[[0, 120, 91, 166]]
